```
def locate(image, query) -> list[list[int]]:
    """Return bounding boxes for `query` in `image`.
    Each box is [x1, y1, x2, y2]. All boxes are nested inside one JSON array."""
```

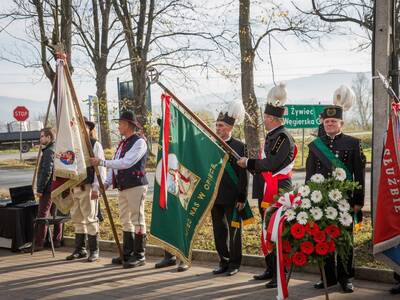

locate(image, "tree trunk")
[[239, 0, 261, 158], [131, 62, 148, 129], [96, 66, 112, 149]]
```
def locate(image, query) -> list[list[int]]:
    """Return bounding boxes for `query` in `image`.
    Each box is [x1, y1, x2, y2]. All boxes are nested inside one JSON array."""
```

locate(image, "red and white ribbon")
[[159, 93, 171, 209], [267, 192, 301, 300]]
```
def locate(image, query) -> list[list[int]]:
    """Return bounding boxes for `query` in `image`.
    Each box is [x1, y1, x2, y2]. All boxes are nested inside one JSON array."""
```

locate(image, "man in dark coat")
[[237, 83, 296, 288], [211, 103, 248, 276], [34, 128, 63, 250], [305, 105, 366, 293]]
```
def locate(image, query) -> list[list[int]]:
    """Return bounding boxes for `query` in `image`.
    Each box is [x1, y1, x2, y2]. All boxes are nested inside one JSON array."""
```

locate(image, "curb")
[[63, 237, 396, 284]]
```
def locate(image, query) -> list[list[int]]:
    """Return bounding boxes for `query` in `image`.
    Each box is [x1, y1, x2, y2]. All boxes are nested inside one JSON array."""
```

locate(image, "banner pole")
[[156, 81, 241, 159], [63, 61, 123, 260]]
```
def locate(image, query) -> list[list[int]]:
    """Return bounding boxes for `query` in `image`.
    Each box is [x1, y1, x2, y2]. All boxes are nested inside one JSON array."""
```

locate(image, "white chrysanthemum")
[[333, 168, 346, 181], [300, 198, 311, 209], [311, 190, 323, 203], [284, 209, 296, 222], [325, 207, 338, 220], [338, 199, 351, 212], [339, 212, 353, 227], [310, 174, 325, 183], [298, 185, 311, 197], [328, 189, 342, 202], [310, 207, 323, 221], [296, 211, 308, 225]]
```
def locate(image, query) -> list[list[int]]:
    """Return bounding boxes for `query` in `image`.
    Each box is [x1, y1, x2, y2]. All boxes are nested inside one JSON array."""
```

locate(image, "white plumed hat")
[[217, 101, 245, 125], [332, 85, 355, 112], [267, 82, 287, 107]]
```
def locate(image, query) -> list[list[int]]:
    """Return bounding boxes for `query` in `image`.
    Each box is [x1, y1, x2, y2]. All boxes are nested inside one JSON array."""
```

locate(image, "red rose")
[[292, 251, 307, 267], [315, 242, 330, 256], [305, 222, 320, 235], [325, 225, 341, 239], [328, 240, 336, 253], [300, 241, 314, 255], [313, 230, 326, 243], [282, 240, 292, 253], [283, 253, 292, 269], [291, 223, 306, 239]]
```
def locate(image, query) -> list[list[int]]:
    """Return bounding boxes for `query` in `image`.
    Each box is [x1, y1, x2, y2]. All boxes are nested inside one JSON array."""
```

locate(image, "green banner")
[[284, 104, 326, 129], [150, 97, 229, 264]]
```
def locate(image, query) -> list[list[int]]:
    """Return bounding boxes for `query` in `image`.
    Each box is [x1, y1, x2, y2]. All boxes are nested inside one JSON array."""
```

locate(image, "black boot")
[[253, 255, 274, 280], [123, 233, 146, 268], [112, 231, 134, 265], [66, 233, 87, 260], [87, 234, 100, 262], [155, 251, 177, 269]]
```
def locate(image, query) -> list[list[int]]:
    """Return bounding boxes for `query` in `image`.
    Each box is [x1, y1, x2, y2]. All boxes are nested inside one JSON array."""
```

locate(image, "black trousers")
[[211, 203, 242, 268], [323, 229, 354, 284]]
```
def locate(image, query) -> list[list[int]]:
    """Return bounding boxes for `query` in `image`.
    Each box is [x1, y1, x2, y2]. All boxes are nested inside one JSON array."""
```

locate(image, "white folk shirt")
[[92, 141, 106, 192], [104, 137, 147, 187]]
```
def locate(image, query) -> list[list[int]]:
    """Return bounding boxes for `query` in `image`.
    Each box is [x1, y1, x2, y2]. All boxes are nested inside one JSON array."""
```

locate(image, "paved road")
[[0, 168, 372, 212], [0, 152, 37, 160]]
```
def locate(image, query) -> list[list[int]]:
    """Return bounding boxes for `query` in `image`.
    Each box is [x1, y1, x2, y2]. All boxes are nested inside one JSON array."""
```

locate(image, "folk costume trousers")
[[118, 185, 148, 233]]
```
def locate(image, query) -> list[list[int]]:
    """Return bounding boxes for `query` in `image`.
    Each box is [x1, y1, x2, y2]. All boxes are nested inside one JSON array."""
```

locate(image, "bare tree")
[[112, 0, 236, 127], [0, 0, 73, 108], [238, 0, 327, 157], [72, 0, 127, 149], [352, 72, 372, 129]]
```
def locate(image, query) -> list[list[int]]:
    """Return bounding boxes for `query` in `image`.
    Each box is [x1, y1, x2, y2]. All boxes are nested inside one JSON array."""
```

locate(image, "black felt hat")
[[83, 117, 95, 131], [321, 105, 343, 120], [113, 110, 142, 129], [216, 112, 236, 126]]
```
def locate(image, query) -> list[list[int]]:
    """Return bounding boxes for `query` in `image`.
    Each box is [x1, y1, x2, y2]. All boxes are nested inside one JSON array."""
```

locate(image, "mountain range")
[[0, 69, 370, 123]]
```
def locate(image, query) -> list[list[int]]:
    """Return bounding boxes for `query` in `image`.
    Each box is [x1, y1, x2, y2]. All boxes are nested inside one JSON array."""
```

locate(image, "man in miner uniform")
[[90, 110, 149, 269], [306, 85, 366, 293], [66, 117, 106, 262], [211, 101, 248, 276], [237, 83, 296, 289]]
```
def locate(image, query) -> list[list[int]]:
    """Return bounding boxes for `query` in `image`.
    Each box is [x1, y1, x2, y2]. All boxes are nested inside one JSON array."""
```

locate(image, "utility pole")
[[372, 0, 393, 219]]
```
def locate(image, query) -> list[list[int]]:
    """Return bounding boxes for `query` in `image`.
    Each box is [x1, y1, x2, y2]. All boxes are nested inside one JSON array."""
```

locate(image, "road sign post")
[[13, 106, 29, 162]]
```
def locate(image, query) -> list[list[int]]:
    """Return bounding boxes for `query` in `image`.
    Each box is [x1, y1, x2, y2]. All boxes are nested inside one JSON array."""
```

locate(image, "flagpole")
[[62, 60, 124, 260], [156, 81, 241, 160], [32, 77, 57, 188]]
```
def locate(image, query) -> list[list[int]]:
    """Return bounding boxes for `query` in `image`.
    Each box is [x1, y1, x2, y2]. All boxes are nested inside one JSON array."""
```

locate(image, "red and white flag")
[[373, 103, 400, 274]]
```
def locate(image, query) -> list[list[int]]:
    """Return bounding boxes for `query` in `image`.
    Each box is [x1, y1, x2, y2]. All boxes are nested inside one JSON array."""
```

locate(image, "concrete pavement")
[[0, 248, 396, 299]]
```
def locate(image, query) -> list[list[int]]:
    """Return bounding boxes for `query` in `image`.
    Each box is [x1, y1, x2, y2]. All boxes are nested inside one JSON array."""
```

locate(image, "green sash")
[[310, 137, 352, 180], [225, 163, 254, 228]]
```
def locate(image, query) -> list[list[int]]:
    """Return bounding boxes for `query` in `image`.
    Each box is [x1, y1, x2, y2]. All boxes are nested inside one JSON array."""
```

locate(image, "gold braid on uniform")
[[271, 134, 286, 155]]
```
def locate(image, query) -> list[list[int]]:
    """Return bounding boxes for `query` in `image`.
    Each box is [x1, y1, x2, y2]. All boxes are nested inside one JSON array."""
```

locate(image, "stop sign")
[[13, 106, 29, 122]]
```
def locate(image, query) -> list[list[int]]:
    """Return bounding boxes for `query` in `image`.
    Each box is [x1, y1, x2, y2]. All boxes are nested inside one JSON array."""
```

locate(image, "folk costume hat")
[[83, 116, 95, 131], [217, 101, 245, 126], [264, 82, 287, 118], [113, 110, 142, 129], [321, 85, 355, 120]]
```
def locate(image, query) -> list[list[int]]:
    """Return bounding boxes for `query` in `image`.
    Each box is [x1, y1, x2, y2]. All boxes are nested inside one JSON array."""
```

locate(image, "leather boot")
[[155, 251, 177, 269], [66, 233, 87, 260], [112, 231, 134, 265], [87, 234, 100, 262], [123, 233, 146, 268]]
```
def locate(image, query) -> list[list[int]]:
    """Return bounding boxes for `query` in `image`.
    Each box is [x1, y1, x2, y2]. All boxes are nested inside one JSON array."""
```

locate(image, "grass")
[[0, 158, 37, 169], [61, 195, 388, 270]]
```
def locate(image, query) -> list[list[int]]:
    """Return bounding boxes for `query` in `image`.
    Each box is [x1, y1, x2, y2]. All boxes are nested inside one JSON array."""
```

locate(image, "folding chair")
[[31, 209, 70, 257]]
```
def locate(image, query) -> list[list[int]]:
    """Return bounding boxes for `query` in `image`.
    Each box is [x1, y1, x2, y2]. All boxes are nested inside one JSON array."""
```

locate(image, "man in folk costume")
[[210, 101, 248, 276], [90, 111, 149, 269], [237, 83, 296, 289], [306, 85, 366, 293], [66, 117, 106, 262]]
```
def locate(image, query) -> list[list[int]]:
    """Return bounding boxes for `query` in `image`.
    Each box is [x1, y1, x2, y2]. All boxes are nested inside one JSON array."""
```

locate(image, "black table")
[[0, 203, 38, 252]]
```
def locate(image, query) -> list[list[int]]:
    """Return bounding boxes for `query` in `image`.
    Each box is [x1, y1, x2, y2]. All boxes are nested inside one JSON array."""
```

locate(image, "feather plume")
[[267, 82, 287, 106], [332, 85, 355, 111], [221, 101, 246, 123]]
